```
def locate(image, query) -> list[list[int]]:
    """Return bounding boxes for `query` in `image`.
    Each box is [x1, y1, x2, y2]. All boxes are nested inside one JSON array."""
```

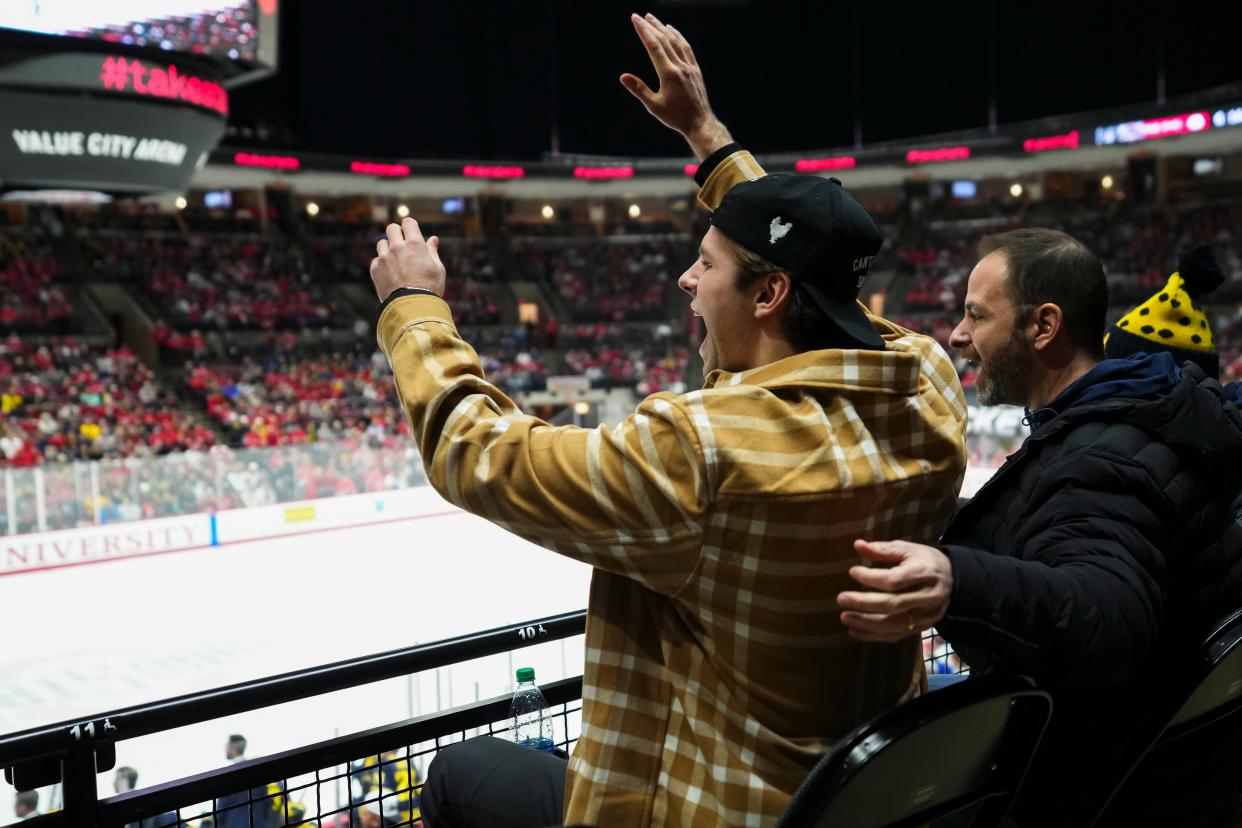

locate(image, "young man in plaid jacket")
[[366, 16, 967, 828]]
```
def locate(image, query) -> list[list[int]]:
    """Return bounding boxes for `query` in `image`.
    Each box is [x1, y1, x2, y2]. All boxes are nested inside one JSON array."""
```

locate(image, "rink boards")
[[0, 486, 460, 576], [2, 466, 996, 577]]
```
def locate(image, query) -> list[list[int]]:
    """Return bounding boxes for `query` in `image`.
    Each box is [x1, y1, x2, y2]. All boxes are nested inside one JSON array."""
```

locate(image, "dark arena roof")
[[229, 0, 1242, 160]]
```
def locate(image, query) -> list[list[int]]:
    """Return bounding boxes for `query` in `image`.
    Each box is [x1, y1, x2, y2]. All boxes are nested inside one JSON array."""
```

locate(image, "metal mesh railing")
[[1, 612, 587, 827], [4, 614, 965, 827], [923, 629, 970, 677], [93, 679, 583, 828], [84, 635, 964, 827]]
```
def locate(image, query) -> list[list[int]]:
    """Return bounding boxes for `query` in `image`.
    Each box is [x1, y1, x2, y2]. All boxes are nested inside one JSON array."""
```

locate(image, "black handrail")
[[99, 676, 584, 826], [0, 609, 587, 768]]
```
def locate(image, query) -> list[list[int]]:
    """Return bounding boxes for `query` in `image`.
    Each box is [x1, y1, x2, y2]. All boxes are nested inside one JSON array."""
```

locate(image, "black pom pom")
[[1178, 243, 1226, 299]]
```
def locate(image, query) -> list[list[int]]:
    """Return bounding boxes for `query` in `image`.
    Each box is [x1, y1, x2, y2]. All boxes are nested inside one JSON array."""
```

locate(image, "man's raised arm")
[[620, 12, 765, 209], [369, 218, 707, 596]]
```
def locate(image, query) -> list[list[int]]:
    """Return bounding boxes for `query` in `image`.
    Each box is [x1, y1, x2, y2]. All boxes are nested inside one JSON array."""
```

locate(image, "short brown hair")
[[717, 233, 837, 353], [979, 228, 1108, 358]]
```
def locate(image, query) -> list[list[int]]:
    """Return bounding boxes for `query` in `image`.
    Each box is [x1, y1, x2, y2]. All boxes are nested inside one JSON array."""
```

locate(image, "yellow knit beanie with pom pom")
[[1104, 243, 1223, 378]]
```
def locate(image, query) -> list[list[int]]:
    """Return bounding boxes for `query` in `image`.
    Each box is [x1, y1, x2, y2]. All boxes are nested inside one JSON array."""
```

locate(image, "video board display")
[[0, 1, 277, 66]]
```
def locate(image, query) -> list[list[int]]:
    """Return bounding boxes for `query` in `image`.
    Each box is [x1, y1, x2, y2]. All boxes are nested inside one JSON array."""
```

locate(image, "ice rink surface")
[[0, 507, 593, 822]]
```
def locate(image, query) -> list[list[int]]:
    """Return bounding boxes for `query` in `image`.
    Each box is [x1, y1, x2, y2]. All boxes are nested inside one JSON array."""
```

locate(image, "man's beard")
[[976, 326, 1036, 406]]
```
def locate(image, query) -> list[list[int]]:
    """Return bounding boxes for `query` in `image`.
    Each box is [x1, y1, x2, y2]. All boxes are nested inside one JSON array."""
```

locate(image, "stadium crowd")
[[0, 230, 72, 335], [3, 197, 1241, 480], [514, 238, 689, 322], [564, 341, 690, 395], [0, 337, 215, 469], [914, 201, 1242, 309], [316, 228, 502, 325], [1, 180, 1240, 534], [83, 232, 342, 330], [185, 350, 409, 449]]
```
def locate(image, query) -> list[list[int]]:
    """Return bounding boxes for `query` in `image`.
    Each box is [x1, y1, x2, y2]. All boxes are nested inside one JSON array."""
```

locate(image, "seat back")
[[1164, 608, 1242, 734], [1067, 607, 1242, 827], [775, 675, 1052, 828]]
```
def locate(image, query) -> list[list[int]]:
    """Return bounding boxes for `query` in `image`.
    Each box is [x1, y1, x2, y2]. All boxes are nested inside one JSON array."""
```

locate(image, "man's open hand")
[[620, 12, 732, 160], [370, 218, 446, 302], [836, 539, 954, 642]]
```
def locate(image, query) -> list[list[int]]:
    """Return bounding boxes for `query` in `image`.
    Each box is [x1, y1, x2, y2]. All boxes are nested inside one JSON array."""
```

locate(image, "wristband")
[[380, 287, 442, 314]]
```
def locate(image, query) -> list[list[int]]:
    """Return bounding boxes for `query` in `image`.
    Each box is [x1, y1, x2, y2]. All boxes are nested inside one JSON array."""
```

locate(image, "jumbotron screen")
[[0, 1, 276, 64]]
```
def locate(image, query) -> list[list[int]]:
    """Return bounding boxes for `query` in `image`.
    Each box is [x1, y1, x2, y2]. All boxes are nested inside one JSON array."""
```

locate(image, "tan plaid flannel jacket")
[[378, 151, 967, 826]]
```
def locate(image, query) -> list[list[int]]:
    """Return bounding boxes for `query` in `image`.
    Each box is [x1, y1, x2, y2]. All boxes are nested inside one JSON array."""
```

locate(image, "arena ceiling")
[[228, 0, 1242, 161]]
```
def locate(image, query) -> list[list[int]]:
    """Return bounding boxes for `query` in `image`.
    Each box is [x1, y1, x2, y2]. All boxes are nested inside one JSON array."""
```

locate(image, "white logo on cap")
[[769, 217, 792, 245]]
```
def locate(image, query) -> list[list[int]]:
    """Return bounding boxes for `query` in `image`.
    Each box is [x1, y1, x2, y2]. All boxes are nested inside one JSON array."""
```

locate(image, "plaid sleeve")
[[696, 149, 766, 210], [378, 294, 707, 594]]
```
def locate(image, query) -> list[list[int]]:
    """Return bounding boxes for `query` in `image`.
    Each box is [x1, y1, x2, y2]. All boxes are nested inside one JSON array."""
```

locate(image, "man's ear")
[[1029, 302, 1064, 352], [753, 271, 793, 319]]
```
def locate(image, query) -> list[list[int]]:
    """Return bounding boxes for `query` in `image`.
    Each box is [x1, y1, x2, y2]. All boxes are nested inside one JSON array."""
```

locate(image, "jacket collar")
[[702, 314, 935, 397], [1024, 352, 1183, 434]]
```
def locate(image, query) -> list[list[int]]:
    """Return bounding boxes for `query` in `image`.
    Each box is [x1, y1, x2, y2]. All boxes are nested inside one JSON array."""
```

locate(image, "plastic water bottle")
[[509, 667, 554, 752]]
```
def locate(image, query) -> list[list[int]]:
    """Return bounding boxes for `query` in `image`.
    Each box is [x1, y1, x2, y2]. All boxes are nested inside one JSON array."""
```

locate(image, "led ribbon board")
[[1094, 112, 1211, 145]]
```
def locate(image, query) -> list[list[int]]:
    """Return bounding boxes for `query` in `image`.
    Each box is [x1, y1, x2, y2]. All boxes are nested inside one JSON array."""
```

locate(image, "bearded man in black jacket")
[[836, 227, 1242, 826]]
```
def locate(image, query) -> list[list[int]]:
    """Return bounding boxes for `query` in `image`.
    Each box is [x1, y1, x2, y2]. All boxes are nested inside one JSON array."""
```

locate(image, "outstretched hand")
[[620, 12, 732, 160], [836, 539, 954, 642], [370, 218, 446, 302]]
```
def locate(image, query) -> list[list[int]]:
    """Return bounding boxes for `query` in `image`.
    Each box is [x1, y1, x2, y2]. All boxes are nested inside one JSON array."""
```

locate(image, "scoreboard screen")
[[0, 2, 279, 194], [0, 1, 277, 67]]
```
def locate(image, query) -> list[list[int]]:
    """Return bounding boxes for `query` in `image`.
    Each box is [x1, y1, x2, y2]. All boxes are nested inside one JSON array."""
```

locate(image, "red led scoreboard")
[[0, 1, 279, 194]]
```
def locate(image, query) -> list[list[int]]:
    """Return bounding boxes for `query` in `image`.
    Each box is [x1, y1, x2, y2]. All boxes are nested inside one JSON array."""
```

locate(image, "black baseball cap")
[[710, 173, 885, 349]]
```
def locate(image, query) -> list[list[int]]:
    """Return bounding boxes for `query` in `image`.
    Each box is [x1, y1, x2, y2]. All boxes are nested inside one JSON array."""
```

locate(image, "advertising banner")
[[0, 513, 213, 575], [213, 486, 458, 546], [0, 51, 229, 116]]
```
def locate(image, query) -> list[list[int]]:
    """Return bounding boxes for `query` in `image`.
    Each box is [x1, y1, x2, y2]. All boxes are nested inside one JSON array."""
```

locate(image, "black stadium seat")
[[1164, 609, 1242, 732], [1068, 607, 1242, 827], [775, 675, 1052, 828]]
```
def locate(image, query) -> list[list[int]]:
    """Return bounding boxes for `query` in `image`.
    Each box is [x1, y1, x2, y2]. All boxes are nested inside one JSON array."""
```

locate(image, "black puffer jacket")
[[937, 353, 1242, 826]]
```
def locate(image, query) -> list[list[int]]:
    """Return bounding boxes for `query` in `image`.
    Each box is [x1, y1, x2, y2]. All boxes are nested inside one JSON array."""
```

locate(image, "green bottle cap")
[[516, 667, 535, 683]]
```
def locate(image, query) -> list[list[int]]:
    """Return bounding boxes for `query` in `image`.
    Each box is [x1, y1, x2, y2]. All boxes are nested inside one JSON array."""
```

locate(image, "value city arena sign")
[[12, 129, 188, 166], [0, 88, 226, 193]]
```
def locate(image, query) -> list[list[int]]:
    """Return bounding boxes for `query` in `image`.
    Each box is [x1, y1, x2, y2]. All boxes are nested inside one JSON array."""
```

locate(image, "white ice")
[[0, 506, 593, 823]]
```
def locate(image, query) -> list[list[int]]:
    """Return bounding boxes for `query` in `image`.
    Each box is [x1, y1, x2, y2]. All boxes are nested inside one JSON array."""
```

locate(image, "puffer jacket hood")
[[1028, 355, 1242, 468]]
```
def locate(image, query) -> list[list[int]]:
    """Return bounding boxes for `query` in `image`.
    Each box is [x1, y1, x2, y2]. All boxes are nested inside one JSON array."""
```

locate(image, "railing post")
[[60, 745, 99, 827], [34, 466, 47, 532], [72, 462, 85, 526], [4, 468, 16, 535], [89, 464, 101, 525]]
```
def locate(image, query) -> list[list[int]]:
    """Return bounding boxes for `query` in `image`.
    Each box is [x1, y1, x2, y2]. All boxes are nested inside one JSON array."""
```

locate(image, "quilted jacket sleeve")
[[937, 446, 1171, 686]]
